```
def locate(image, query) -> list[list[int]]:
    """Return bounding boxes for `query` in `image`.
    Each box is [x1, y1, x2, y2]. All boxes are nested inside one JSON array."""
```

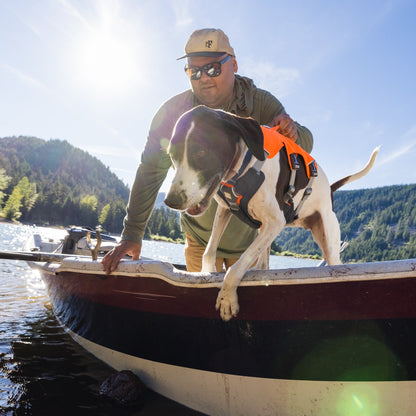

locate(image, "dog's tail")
[[331, 147, 380, 193]]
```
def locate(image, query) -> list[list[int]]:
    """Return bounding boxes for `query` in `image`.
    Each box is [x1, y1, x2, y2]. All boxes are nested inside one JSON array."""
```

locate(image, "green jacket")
[[121, 75, 313, 257]]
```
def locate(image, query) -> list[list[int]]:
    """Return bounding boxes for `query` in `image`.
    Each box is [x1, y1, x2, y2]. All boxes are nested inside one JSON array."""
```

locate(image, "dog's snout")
[[164, 190, 187, 210]]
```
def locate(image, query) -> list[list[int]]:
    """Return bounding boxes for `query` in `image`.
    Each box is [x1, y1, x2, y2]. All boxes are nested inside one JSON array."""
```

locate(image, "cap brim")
[[176, 51, 226, 60]]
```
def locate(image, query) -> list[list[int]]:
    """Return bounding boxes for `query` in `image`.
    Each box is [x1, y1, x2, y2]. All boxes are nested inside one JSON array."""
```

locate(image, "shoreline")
[[0, 221, 321, 261]]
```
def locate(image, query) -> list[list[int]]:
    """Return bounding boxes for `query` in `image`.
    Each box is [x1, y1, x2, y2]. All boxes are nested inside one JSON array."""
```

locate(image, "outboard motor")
[[62, 227, 117, 254]]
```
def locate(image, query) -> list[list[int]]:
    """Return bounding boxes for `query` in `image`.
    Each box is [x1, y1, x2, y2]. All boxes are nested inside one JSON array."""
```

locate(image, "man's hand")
[[101, 240, 142, 274], [269, 114, 298, 142]]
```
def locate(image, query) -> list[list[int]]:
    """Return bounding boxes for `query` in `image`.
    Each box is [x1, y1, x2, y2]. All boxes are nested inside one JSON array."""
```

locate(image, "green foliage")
[[0, 168, 11, 207], [0, 136, 129, 232], [17, 176, 38, 219], [99, 203, 111, 225], [99, 200, 127, 233], [145, 206, 184, 243], [79, 195, 98, 226], [2, 186, 23, 221], [1, 176, 38, 221]]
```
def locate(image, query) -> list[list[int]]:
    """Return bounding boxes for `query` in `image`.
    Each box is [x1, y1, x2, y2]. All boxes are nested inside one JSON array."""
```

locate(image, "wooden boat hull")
[[33, 258, 416, 415]]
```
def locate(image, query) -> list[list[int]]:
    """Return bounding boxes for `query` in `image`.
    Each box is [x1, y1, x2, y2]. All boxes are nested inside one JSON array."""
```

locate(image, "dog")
[[165, 105, 378, 321]]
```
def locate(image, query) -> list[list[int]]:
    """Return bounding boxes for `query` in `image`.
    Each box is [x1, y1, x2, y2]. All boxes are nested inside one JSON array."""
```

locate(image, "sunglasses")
[[185, 55, 232, 81]]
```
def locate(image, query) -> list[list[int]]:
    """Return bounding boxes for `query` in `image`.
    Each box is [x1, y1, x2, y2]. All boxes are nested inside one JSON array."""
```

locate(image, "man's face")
[[187, 54, 237, 109]]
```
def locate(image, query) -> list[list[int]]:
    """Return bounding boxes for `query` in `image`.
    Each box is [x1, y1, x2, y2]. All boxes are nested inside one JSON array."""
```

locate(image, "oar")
[[0, 250, 92, 263]]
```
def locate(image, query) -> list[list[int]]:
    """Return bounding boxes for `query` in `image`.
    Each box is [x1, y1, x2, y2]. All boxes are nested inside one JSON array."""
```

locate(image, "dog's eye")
[[195, 150, 206, 159]]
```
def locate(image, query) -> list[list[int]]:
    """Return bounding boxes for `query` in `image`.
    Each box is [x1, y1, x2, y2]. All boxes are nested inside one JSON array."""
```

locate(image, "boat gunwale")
[[34, 257, 416, 289]]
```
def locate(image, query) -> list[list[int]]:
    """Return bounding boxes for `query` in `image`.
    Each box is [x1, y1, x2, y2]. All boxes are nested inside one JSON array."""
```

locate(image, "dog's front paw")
[[215, 287, 239, 321]]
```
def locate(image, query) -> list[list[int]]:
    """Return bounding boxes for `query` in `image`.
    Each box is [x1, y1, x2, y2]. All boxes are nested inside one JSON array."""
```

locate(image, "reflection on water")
[[2, 307, 112, 415], [0, 223, 204, 415]]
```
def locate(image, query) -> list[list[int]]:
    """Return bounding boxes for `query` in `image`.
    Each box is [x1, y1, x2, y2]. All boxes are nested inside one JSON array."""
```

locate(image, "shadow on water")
[[1, 304, 205, 416]]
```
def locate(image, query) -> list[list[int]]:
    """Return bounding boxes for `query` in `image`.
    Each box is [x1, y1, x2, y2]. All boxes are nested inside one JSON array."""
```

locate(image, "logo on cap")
[[205, 40, 213, 48]]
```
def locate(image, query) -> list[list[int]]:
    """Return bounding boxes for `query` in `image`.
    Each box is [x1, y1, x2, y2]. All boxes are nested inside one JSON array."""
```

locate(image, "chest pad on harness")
[[218, 168, 265, 228]]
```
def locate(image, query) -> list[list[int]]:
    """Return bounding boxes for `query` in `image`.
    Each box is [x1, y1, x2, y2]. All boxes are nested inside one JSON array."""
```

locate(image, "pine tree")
[[0, 168, 11, 208]]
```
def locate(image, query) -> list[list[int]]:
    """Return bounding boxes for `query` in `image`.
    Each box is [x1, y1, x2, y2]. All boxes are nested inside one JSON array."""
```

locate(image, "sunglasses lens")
[[185, 67, 201, 80], [185, 60, 225, 80], [190, 69, 202, 80], [205, 63, 220, 77]]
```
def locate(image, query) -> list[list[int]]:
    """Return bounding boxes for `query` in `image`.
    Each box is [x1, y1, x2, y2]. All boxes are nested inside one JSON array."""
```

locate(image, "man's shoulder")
[[161, 90, 194, 111], [150, 90, 193, 133], [235, 74, 278, 103]]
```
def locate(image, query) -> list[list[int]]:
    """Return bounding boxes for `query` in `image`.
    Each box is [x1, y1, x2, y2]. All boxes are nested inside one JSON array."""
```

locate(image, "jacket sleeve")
[[294, 122, 313, 153], [121, 93, 192, 243]]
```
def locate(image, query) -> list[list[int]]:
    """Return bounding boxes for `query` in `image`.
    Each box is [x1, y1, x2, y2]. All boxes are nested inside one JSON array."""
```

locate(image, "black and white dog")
[[165, 106, 378, 321]]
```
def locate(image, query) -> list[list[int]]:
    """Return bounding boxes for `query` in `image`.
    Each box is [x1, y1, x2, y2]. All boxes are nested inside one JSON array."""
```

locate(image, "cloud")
[[58, 0, 91, 30], [240, 59, 301, 98], [172, 0, 193, 28], [1, 64, 48, 91], [376, 125, 416, 167]]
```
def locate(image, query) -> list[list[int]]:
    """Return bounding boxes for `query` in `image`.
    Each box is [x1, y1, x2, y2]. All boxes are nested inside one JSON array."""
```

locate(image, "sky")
[[1, 0, 415, 193]]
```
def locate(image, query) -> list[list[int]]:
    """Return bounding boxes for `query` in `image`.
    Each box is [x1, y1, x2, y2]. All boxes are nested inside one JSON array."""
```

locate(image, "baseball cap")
[[177, 28, 236, 60]]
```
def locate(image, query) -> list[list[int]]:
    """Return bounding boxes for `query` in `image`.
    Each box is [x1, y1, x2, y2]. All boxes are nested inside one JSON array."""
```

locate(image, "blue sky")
[[1, 0, 415, 192]]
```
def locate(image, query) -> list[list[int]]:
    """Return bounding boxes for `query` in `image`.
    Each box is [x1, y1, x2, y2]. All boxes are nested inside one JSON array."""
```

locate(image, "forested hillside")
[[275, 184, 416, 262], [0, 136, 129, 232]]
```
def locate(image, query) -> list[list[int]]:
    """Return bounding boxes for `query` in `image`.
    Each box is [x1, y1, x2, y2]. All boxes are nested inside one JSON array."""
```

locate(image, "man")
[[102, 28, 313, 274]]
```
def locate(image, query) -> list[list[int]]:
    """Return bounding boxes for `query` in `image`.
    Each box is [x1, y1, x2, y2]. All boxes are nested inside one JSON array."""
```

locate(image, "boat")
[[2, 226, 416, 415]]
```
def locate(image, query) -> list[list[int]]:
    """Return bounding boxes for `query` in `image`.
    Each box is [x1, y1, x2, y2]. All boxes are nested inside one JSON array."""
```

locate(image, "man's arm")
[[101, 133, 170, 274], [102, 92, 193, 274]]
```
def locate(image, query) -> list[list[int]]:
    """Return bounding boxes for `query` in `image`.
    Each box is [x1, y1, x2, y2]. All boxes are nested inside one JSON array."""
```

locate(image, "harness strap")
[[283, 153, 300, 204], [228, 150, 254, 185], [294, 160, 318, 217]]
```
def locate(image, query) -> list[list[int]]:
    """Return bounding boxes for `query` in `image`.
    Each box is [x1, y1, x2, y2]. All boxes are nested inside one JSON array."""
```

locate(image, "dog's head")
[[165, 106, 264, 216]]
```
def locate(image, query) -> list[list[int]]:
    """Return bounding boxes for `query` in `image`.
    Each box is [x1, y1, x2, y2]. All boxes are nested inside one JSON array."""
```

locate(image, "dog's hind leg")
[[307, 210, 341, 265], [201, 205, 232, 273]]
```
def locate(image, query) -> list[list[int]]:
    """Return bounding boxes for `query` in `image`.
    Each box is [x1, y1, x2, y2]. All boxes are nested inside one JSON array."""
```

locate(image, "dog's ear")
[[221, 113, 265, 161]]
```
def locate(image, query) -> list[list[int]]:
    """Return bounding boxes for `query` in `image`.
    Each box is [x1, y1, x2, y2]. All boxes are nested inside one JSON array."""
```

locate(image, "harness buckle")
[[309, 161, 318, 177], [290, 153, 300, 170], [284, 185, 296, 204]]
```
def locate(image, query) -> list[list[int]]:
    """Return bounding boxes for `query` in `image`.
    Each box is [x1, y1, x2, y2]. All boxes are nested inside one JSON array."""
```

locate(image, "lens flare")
[[336, 384, 380, 416]]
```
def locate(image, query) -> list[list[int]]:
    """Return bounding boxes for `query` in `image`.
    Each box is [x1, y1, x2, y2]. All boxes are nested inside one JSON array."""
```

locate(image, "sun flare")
[[69, 4, 141, 99], [79, 30, 137, 95]]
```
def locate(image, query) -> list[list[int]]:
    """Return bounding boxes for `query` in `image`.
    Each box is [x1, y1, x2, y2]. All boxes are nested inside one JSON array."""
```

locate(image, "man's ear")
[[221, 112, 265, 161]]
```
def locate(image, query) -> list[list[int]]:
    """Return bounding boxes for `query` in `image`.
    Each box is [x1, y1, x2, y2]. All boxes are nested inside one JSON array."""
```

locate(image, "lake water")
[[0, 223, 318, 415]]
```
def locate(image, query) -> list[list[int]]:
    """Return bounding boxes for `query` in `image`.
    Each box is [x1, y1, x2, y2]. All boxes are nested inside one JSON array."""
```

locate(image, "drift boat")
[[2, 227, 416, 415]]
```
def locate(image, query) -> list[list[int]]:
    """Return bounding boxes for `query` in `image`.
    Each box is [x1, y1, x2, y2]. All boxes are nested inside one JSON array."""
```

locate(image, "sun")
[[79, 30, 138, 96], [69, 5, 141, 100]]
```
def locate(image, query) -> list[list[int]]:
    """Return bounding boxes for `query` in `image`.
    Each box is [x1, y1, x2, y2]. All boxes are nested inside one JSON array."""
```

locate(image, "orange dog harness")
[[217, 125, 318, 227], [261, 125, 316, 178]]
